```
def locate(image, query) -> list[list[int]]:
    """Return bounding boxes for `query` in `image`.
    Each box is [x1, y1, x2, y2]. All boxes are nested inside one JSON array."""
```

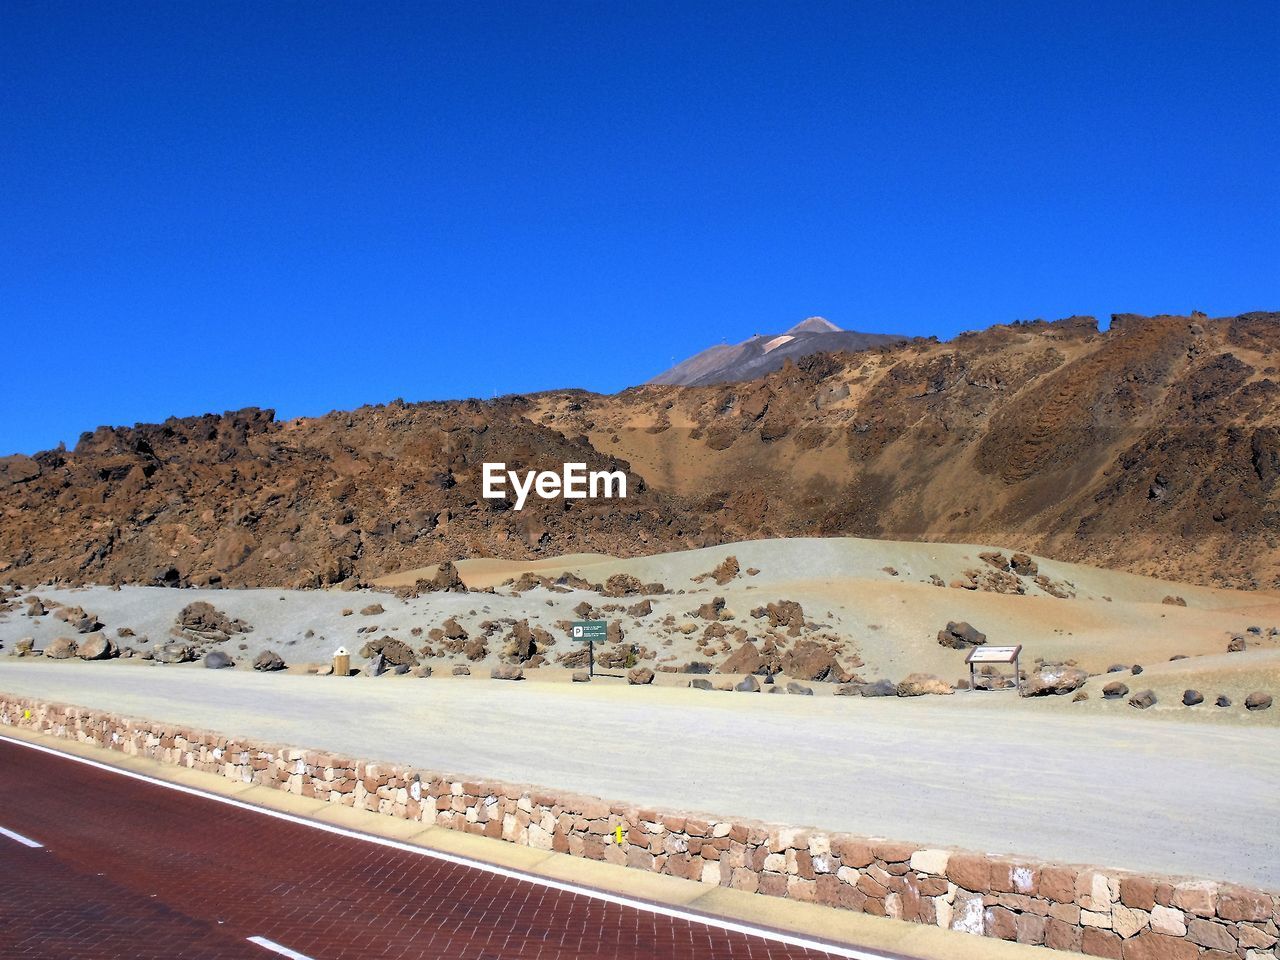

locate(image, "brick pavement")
[[0, 740, 858, 959]]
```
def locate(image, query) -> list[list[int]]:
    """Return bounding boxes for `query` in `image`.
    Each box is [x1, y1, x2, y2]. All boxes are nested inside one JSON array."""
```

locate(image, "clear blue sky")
[[2, 1, 1276, 454]]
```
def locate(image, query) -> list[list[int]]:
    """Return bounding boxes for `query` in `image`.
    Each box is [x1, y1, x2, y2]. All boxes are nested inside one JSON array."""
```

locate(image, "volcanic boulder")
[[56, 606, 102, 634], [781, 640, 849, 682], [203, 650, 234, 669], [693, 555, 740, 586], [253, 650, 286, 672], [1129, 690, 1157, 709], [719, 640, 780, 676], [76, 633, 117, 661], [603, 574, 644, 597], [897, 674, 953, 697], [1010, 553, 1039, 576], [1020, 665, 1088, 697], [1103, 681, 1129, 699], [734, 675, 761, 693], [176, 602, 252, 641], [154, 642, 195, 664], [44, 637, 77, 660], [502, 620, 552, 663], [937, 621, 987, 648], [358, 636, 419, 667]]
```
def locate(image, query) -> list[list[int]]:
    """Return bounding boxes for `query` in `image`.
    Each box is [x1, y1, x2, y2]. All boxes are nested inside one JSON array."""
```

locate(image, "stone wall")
[[2, 695, 1276, 959]]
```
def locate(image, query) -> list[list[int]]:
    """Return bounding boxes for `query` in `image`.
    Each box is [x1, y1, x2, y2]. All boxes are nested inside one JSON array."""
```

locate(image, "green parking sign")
[[571, 620, 607, 678], [571, 621, 607, 642]]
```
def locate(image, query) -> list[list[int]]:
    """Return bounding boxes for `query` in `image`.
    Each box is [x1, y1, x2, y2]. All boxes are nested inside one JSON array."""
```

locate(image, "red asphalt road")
[[0, 738, 867, 960]]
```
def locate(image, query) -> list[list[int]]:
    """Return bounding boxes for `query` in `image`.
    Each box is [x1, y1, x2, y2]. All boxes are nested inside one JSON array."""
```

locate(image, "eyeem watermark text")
[[482, 462, 627, 511]]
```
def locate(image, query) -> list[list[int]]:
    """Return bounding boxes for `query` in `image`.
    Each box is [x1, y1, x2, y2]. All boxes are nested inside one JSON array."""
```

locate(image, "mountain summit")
[[785, 316, 843, 335], [647, 317, 904, 386]]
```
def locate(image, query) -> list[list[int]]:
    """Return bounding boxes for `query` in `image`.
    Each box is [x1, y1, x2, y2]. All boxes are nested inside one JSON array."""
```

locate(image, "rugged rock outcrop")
[[3, 313, 1279, 590]]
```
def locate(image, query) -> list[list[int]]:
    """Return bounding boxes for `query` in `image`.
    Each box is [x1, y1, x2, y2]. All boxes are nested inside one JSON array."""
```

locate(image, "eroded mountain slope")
[[1, 311, 1276, 589]]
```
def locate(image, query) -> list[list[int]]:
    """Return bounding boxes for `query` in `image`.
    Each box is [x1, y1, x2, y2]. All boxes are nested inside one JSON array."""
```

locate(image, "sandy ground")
[[5, 538, 1277, 687], [0, 658, 1276, 892]]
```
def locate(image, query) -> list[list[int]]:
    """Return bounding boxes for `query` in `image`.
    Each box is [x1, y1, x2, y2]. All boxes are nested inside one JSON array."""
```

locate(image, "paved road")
[[2, 661, 1277, 890], [0, 737, 870, 960]]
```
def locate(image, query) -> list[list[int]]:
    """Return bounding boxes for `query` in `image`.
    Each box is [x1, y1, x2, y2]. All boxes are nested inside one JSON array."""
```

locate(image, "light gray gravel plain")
[[1, 658, 1276, 891]]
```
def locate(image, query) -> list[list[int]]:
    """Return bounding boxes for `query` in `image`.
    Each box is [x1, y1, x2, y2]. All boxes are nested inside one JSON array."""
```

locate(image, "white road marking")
[[247, 935, 316, 959], [0, 732, 897, 959], [0, 823, 43, 848]]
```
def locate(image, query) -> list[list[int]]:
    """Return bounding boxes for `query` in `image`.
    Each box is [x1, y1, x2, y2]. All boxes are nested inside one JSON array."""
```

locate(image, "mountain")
[[1, 311, 1277, 590], [647, 317, 905, 386]]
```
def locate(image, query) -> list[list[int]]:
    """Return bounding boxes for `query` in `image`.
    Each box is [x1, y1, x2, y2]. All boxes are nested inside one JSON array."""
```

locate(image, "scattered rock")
[[1245, 692, 1272, 711], [411, 665, 432, 678], [1021, 665, 1088, 697], [1102, 681, 1129, 699], [441, 617, 468, 640], [1010, 552, 1038, 576], [1072, 690, 1088, 702], [857, 679, 898, 697], [979, 551, 1009, 570], [781, 639, 850, 682], [76, 633, 116, 660], [897, 673, 953, 697], [176, 602, 252, 641], [688, 678, 714, 690], [627, 667, 655, 685], [937, 621, 987, 648], [358, 636, 419, 667], [253, 649, 286, 671], [1161, 595, 1187, 606], [734, 675, 761, 693], [785, 682, 813, 696], [718, 640, 779, 676], [695, 596, 726, 620], [693, 555, 740, 586], [359, 603, 385, 616], [1227, 636, 1245, 652], [603, 573, 645, 597], [572, 671, 590, 682], [154, 642, 195, 664], [451, 665, 470, 676], [627, 599, 652, 618], [417, 561, 466, 593], [490, 664, 524, 680], [1131, 664, 1144, 675], [44, 637, 77, 660], [1129, 689, 1157, 710], [203, 650, 234, 669], [1215, 695, 1232, 708], [1182, 689, 1204, 706], [55, 605, 102, 634], [502, 620, 552, 663]]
